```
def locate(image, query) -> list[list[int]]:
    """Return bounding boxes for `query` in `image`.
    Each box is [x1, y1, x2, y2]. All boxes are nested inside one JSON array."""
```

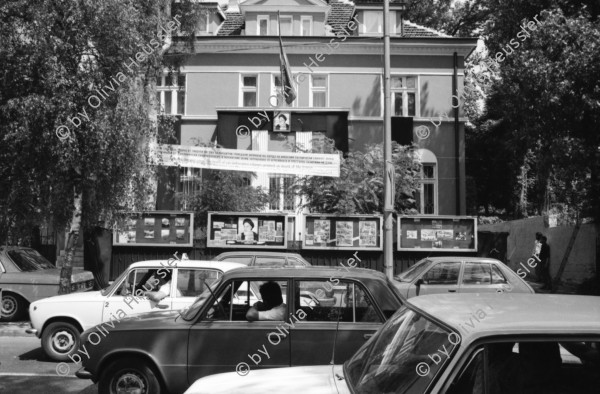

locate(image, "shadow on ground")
[[0, 376, 96, 394]]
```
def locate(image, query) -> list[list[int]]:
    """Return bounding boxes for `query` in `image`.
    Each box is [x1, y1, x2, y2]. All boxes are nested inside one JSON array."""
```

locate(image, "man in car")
[[246, 281, 286, 321]]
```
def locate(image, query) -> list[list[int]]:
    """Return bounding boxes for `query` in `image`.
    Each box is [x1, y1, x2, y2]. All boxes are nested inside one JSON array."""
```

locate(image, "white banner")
[[151, 144, 340, 177]]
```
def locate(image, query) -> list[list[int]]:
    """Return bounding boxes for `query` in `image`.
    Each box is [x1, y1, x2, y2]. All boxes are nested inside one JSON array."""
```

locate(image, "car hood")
[[1, 268, 93, 285], [32, 290, 103, 304], [185, 365, 344, 394]]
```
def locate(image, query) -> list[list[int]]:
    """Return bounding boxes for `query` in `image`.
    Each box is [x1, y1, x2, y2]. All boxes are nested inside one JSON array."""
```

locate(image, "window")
[[295, 280, 382, 323], [157, 73, 186, 115], [178, 167, 202, 209], [241, 75, 257, 107], [258, 16, 269, 35], [462, 263, 491, 284], [361, 11, 383, 34], [218, 255, 253, 265], [269, 176, 295, 211], [117, 268, 171, 297], [254, 256, 286, 267], [391, 76, 417, 117], [278, 16, 292, 35], [422, 262, 460, 285], [300, 16, 312, 36], [491, 265, 508, 284], [198, 12, 209, 34], [416, 162, 437, 215], [176, 269, 221, 298], [310, 75, 327, 107]]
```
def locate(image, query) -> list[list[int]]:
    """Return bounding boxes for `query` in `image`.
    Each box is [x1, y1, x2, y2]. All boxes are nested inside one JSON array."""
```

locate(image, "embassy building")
[[155, 0, 478, 241]]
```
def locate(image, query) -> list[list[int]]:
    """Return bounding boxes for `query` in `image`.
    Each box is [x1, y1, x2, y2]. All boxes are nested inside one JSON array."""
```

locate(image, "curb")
[[0, 322, 32, 337]]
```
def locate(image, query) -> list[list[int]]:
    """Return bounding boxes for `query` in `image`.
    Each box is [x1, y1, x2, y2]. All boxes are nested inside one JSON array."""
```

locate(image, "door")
[[415, 261, 462, 295], [187, 279, 291, 383], [171, 268, 222, 311], [102, 267, 173, 321], [290, 279, 382, 366]]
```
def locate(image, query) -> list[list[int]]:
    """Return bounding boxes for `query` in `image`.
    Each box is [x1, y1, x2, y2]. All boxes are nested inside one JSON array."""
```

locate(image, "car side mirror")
[[415, 279, 424, 296]]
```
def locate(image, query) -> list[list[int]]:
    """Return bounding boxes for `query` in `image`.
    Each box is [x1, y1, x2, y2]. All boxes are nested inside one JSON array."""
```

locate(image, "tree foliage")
[[293, 138, 422, 214], [0, 0, 204, 243]]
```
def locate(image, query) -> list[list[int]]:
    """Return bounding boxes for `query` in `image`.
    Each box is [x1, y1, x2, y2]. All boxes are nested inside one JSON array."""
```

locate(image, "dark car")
[[212, 251, 311, 267], [76, 267, 404, 394]]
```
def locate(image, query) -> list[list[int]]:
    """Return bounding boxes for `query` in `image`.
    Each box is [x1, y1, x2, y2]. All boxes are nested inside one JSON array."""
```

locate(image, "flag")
[[278, 13, 296, 105]]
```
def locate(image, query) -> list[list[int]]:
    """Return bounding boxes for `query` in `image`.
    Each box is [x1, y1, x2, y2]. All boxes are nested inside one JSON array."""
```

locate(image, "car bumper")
[[75, 367, 93, 380]]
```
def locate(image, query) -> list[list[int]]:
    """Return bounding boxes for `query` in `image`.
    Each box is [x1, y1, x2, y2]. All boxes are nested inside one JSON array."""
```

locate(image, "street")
[[0, 323, 96, 394]]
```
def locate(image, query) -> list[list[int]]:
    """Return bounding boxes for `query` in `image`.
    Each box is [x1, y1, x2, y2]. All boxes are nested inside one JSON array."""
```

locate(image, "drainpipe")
[[453, 52, 461, 215]]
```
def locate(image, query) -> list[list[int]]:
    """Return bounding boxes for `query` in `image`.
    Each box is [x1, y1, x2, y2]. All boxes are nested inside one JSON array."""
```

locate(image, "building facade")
[[157, 0, 477, 239]]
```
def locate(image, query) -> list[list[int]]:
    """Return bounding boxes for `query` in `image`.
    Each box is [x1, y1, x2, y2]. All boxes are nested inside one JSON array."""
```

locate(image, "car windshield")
[[181, 278, 222, 321], [345, 306, 458, 394], [101, 270, 128, 296], [8, 249, 54, 272], [395, 259, 430, 282]]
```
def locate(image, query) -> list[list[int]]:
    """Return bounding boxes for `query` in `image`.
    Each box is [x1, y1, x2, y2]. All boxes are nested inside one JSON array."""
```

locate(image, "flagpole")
[[383, 0, 394, 281]]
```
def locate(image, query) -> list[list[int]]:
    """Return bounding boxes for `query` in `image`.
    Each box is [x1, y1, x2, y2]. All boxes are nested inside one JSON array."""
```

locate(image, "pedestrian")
[[532, 232, 542, 280], [539, 236, 552, 290]]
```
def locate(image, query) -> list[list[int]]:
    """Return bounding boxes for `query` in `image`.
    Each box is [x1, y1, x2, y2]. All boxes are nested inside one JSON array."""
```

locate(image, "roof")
[[423, 257, 504, 263], [409, 294, 600, 340], [220, 266, 389, 281], [216, 0, 449, 38], [214, 251, 305, 258], [128, 260, 246, 272]]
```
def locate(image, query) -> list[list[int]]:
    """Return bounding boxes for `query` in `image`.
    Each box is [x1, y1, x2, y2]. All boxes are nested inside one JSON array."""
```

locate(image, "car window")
[[114, 268, 171, 297], [422, 262, 461, 285], [396, 259, 430, 282], [287, 257, 308, 267], [447, 349, 484, 394], [176, 269, 222, 298], [462, 263, 491, 284], [218, 256, 253, 264], [7, 249, 53, 271], [490, 265, 508, 284], [295, 280, 382, 323], [254, 256, 286, 267]]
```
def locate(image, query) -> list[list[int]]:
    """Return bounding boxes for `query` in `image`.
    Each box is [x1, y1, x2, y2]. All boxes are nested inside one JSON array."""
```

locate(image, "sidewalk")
[[0, 322, 31, 337]]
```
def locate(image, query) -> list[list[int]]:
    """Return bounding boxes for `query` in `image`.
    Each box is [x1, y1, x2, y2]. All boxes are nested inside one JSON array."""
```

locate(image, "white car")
[[27, 259, 245, 361]]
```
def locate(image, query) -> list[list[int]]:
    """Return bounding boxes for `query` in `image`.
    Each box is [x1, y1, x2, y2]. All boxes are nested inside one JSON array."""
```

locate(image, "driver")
[[246, 281, 286, 321]]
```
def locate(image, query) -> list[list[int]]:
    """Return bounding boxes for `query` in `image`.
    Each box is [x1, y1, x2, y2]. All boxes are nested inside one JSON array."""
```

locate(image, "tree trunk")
[[58, 192, 82, 295]]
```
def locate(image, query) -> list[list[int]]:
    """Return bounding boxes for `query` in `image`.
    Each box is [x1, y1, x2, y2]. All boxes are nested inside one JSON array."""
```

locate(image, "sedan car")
[[212, 251, 311, 267], [185, 293, 600, 394], [75, 267, 404, 394], [393, 257, 534, 298], [0, 246, 94, 322], [27, 259, 245, 361]]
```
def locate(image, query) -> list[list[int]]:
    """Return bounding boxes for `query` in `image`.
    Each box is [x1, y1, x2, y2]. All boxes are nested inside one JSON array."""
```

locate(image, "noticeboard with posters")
[[113, 212, 194, 247], [397, 216, 477, 252], [207, 212, 288, 249], [303, 214, 383, 251]]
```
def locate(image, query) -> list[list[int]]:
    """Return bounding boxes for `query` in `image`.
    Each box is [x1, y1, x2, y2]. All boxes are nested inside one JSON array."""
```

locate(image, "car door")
[[102, 267, 173, 321], [171, 268, 222, 311], [414, 261, 462, 296], [459, 262, 504, 293], [290, 279, 383, 366], [187, 278, 291, 383]]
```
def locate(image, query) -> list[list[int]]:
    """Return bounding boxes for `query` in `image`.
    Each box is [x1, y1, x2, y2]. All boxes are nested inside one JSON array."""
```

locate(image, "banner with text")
[[151, 144, 340, 177]]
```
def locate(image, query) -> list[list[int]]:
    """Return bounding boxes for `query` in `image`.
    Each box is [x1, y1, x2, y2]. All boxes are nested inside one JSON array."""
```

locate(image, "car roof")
[[219, 266, 389, 281], [127, 260, 246, 271], [422, 257, 503, 264], [409, 293, 600, 340], [214, 251, 305, 258]]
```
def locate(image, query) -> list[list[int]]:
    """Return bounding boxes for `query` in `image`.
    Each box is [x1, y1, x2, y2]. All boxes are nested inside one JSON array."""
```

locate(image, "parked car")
[[185, 293, 600, 394], [27, 259, 245, 361], [393, 257, 534, 298], [75, 266, 404, 394], [0, 246, 94, 322], [212, 251, 311, 267]]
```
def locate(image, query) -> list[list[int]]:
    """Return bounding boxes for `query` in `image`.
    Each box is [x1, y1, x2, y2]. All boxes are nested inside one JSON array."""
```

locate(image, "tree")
[[293, 138, 422, 214], [0, 0, 204, 291]]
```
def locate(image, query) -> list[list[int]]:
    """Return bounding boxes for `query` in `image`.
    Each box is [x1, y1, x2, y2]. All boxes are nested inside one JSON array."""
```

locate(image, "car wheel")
[[1, 293, 26, 322], [99, 358, 162, 394], [42, 322, 81, 361]]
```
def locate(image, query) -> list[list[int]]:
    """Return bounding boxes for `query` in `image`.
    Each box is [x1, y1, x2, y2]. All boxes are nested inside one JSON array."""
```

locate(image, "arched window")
[[415, 149, 438, 215]]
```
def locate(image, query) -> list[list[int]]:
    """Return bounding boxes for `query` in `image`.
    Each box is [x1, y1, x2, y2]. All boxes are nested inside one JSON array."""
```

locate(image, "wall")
[[479, 216, 597, 287]]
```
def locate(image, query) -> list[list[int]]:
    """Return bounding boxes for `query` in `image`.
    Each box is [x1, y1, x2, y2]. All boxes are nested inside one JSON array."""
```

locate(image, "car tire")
[[99, 357, 162, 394], [1, 292, 26, 322], [42, 321, 81, 361]]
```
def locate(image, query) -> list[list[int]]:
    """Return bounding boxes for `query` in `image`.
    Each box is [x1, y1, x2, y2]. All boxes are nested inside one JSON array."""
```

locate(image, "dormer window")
[[258, 16, 269, 35], [300, 16, 312, 36], [278, 16, 293, 35], [357, 10, 401, 35]]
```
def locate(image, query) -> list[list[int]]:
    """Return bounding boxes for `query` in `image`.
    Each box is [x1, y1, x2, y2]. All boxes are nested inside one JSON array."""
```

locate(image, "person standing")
[[539, 236, 552, 290], [532, 232, 543, 280]]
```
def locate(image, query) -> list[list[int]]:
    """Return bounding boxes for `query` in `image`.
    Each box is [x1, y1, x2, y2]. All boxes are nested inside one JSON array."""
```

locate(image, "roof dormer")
[[240, 0, 330, 36]]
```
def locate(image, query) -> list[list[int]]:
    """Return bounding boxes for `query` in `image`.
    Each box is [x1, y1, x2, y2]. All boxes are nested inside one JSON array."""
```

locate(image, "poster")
[[303, 215, 382, 250], [207, 212, 288, 249], [421, 230, 436, 241]]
